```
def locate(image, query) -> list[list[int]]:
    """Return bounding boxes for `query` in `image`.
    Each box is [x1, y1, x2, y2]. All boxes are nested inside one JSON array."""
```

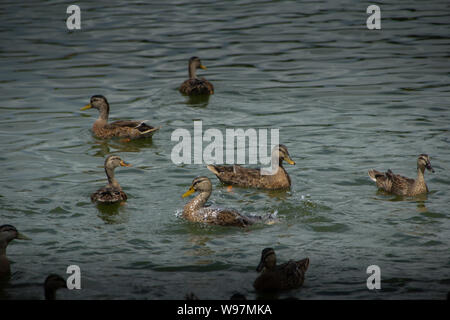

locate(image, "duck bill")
[[256, 259, 265, 272], [16, 232, 31, 240], [426, 163, 434, 173], [120, 160, 132, 167], [285, 156, 295, 165], [182, 187, 195, 198], [80, 104, 92, 111], [199, 65, 207, 70]]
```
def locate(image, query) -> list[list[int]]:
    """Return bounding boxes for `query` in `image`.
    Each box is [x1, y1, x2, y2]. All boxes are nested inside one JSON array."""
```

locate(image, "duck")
[[179, 57, 214, 96], [253, 248, 309, 292], [91, 155, 131, 204], [0, 225, 30, 279], [81, 95, 160, 140], [368, 154, 434, 196], [44, 274, 67, 300], [207, 144, 295, 190], [182, 176, 259, 227]]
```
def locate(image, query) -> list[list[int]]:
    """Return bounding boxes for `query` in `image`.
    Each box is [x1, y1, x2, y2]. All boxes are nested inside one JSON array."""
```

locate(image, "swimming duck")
[[91, 155, 131, 204], [179, 57, 214, 96], [207, 144, 295, 190], [182, 176, 257, 227], [81, 95, 160, 140], [368, 154, 434, 196], [44, 274, 67, 300], [253, 248, 309, 292], [0, 225, 30, 278]]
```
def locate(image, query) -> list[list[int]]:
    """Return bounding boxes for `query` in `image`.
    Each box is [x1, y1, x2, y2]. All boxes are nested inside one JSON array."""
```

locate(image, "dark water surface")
[[0, 0, 449, 299]]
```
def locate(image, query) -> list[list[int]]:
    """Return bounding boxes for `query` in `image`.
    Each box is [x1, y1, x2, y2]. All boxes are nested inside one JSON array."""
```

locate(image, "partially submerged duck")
[[207, 144, 295, 190], [91, 155, 131, 204], [179, 57, 214, 96], [182, 176, 258, 227], [44, 274, 67, 300], [253, 248, 309, 292], [368, 154, 434, 196], [0, 225, 30, 279], [81, 95, 160, 140]]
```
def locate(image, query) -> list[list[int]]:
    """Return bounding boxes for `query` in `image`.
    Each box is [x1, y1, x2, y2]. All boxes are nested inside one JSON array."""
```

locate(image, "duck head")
[[182, 176, 212, 198]]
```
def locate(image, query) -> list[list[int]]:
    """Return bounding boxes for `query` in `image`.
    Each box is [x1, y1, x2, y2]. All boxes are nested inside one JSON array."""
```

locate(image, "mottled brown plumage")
[[179, 57, 214, 96], [81, 95, 160, 139], [207, 145, 295, 190], [91, 155, 131, 204], [253, 248, 309, 292], [0, 225, 30, 279], [368, 154, 434, 196], [182, 176, 258, 227]]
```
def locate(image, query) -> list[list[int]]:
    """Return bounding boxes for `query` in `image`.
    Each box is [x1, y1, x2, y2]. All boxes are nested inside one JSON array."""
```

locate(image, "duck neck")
[[0, 241, 7, 256], [265, 263, 276, 272], [188, 63, 197, 79], [97, 105, 109, 122], [106, 167, 120, 189], [184, 190, 211, 214], [269, 154, 285, 175], [416, 166, 425, 182]]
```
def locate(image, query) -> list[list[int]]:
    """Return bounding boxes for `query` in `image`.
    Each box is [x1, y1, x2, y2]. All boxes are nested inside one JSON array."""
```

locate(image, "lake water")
[[0, 0, 449, 300]]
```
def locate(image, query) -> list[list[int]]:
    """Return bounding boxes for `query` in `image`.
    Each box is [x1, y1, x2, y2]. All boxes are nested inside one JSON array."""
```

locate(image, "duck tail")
[[368, 169, 378, 182], [207, 164, 220, 176], [140, 125, 161, 135], [242, 212, 278, 226], [262, 212, 279, 225]]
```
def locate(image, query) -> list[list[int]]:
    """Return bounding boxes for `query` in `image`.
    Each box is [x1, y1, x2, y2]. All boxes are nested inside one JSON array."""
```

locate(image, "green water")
[[0, 0, 449, 299]]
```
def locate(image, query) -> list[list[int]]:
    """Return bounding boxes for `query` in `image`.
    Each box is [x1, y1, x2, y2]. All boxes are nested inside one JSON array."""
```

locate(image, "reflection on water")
[[96, 202, 130, 225], [375, 190, 430, 213], [184, 95, 211, 108], [185, 235, 216, 265], [416, 200, 428, 214], [90, 138, 155, 157]]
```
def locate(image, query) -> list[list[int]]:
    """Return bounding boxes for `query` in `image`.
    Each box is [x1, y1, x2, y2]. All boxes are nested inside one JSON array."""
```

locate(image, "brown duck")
[[253, 248, 309, 292], [0, 225, 30, 279], [81, 95, 160, 140], [44, 274, 67, 300], [207, 144, 295, 190], [91, 155, 131, 204], [182, 176, 261, 227], [179, 57, 214, 96], [368, 154, 434, 196]]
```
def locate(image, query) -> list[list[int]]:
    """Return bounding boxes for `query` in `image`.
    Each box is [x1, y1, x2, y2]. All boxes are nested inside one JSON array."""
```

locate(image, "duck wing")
[[198, 207, 254, 227], [179, 79, 214, 95], [386, 170, 415, 195], [253, 270, 288, 291], [91, 186, 127, 204], [277, 260, 308, 288], [207, 164, 262, 187], [105, 120, 160, 138], [107, 120, 157, 132], [253, 260, 307, 292]]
